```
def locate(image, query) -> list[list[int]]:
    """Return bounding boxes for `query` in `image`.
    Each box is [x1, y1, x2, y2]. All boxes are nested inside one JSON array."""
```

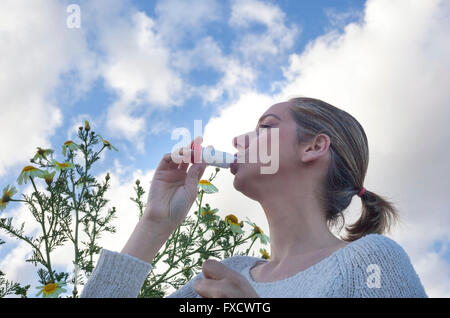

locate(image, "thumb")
[[202, 259, 229, 280]]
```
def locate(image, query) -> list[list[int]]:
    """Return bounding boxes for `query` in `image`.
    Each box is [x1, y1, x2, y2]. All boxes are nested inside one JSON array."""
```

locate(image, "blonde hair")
[[288, 97, 399, 242]]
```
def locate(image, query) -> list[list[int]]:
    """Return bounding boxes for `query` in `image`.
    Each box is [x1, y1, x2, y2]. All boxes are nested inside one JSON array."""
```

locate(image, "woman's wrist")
[[121, 217, 173, 264]]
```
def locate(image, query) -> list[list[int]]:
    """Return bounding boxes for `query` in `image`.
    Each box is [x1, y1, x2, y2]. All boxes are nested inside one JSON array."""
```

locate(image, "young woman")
[[80, 97, 428, 298]]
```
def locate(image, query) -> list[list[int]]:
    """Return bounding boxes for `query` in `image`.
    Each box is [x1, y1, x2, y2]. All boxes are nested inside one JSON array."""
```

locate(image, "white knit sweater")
[[79, 233, 428, 298]]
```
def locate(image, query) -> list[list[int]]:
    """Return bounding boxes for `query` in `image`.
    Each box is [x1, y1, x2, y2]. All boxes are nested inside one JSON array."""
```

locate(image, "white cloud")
[[324, 7, 364, 31], [0, 241, 39, 298], [81, 0, 187, 145], [229, 0, 300, 63], [172, 36, 257, 105], [154, 0, 223, 46], [0, 0, 95, 178]]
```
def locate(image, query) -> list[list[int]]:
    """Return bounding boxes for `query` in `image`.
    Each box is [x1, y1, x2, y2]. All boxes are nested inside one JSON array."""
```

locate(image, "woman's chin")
[[232, 166, 259, 197]]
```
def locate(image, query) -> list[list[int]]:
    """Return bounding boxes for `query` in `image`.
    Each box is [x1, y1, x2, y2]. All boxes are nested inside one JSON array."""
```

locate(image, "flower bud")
[[84, 120, 91, 132], [105, 173, 110, 181], [136, 179, 140, 186]]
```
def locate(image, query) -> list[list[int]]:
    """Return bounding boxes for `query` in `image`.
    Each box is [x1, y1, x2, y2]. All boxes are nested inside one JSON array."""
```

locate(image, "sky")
[[0, 0, 449, 298]]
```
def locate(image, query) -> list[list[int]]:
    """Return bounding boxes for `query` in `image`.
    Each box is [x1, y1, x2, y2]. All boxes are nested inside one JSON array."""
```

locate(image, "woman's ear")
[[299, 134, 331, 164]]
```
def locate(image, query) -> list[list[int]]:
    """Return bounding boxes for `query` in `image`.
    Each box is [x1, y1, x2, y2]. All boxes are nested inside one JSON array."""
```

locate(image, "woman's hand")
[[194, 259, 260, 298], [142, 136, 207, 234]]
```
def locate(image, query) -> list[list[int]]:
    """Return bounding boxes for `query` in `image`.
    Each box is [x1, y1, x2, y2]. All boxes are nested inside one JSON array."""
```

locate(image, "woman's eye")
[[259, 124, 271, 128]]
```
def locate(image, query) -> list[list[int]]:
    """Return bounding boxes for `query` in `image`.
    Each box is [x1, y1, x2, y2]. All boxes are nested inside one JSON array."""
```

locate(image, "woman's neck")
[[259, 190, 344, 266]]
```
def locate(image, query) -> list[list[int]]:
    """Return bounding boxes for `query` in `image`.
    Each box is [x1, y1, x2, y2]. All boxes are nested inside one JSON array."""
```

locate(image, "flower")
[[224, 214, 243, 234], [62, 140, 79, 156], [39, 170, 56, 186], [200, 206, 219, 223], [97, 134, 118, 151], [52, 160, 74, 171], [260, 248, 270, 260], [245, 217, 270, 245], [35, 280, 67, 298], [17, 166, 46, 185], [0, 185, 17, 212], [197, 180, 218, 194], [201, 207, 218, 217], [32, 147, 54, 162]]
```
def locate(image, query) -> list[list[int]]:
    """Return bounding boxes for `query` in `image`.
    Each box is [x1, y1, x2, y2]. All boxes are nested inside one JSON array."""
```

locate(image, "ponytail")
[[343, 189, 400, 242]]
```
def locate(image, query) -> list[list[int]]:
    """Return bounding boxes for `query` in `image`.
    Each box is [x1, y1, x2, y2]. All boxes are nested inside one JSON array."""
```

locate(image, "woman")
[[80, 97, 428, 298]]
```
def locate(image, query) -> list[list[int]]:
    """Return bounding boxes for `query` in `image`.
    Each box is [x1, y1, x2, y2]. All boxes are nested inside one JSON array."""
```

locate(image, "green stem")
[[188, 190, 203, 240], [30, 177, 55, 283], [245, 236, 257, 255]]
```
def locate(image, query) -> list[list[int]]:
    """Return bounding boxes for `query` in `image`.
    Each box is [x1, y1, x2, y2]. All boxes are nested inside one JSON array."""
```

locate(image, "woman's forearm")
[[121, 217, 172, 264]]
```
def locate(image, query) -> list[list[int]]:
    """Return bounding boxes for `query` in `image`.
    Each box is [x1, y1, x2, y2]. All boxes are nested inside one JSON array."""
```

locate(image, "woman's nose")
[[232, 134, 250, 151]]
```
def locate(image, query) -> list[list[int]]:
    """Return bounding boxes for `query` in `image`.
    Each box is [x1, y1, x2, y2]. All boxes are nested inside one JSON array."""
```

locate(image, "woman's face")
[[231, 101, 301, 199]]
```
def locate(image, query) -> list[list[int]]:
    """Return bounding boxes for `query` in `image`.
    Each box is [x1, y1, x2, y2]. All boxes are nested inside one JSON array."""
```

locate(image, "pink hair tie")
[[357, 187, 366, 197]]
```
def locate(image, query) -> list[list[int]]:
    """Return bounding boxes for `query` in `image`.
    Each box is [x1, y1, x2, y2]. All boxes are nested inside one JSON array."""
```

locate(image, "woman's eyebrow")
[[257, 113, 282, 124]]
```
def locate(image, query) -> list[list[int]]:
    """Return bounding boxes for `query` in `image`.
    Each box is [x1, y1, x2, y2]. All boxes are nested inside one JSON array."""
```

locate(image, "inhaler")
[[189, 143, 236, 168]]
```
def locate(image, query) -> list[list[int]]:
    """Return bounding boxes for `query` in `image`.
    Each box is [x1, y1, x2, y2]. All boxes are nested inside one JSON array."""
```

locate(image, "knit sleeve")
[[342, 234, 428, 298], [79, 248, 153, 298]]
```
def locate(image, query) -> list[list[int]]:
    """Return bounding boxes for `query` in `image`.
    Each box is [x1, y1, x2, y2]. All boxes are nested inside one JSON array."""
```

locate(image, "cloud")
[[0, 241, 39, 298], [0, 0, 95, 178], [154, 0, 223, 46], [77, 0, 189, 146], [96, 11, 185, 143], [171, 36, 258, 105], [94, 0, 299, 145], [229, 0, 300, 64], [323, 7, 365, 31]]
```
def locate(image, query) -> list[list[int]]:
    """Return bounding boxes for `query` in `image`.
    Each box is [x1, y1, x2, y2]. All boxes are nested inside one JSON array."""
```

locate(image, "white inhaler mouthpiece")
[[190, 144, 235, 168]]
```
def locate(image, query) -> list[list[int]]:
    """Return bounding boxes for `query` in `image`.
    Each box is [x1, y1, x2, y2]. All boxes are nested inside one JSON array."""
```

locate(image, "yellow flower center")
[[253, 225, 263, 234], [225, 214, 239, 226], [2, 192, 11, 202], [22, 166, 37, 172], [43, 283, 58, 295], [103, 139, 111, 146], [260, 249, 270, 259], [64, 140, 73, 146], [199, 180, 212, 185], [56, 162, 70, 168]]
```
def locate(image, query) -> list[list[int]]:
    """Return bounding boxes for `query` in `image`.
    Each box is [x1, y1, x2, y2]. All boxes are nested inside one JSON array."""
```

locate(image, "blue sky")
[[1, 0, 449, 297]]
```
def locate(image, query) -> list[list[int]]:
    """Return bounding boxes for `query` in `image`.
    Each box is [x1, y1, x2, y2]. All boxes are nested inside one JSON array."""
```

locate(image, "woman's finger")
[[156, 153, 174, 171], [177, 145, 190, 171], [157, 136, 203, 171], [178, 161, 190, 171]]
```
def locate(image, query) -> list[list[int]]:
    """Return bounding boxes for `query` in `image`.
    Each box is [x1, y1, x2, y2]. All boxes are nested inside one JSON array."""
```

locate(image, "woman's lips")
[[230, 162, 238, 175]]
